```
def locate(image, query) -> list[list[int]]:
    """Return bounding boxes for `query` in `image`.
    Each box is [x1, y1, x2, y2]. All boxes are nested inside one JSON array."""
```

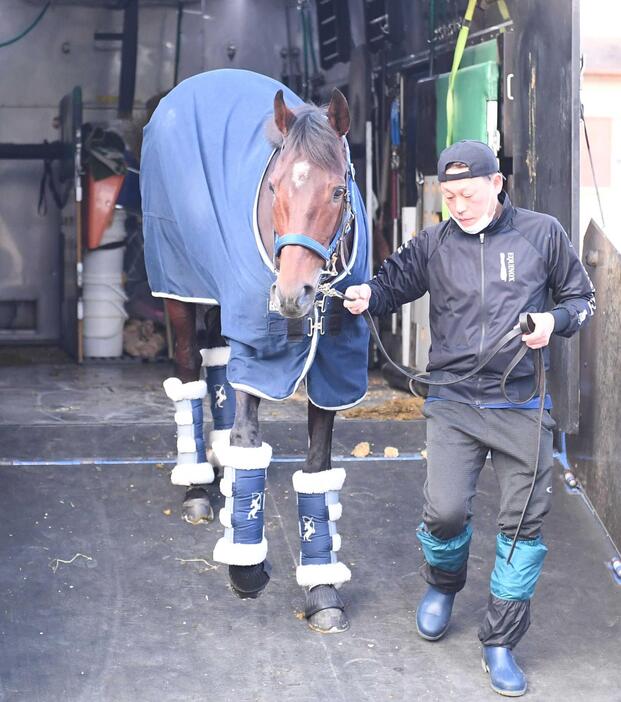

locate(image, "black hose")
[[0, 1, 51, 49]]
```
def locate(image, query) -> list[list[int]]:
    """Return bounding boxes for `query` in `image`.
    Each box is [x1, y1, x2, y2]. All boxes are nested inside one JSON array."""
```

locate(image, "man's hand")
[[521, 312, 555, 349], [343, 284, 372, 315]]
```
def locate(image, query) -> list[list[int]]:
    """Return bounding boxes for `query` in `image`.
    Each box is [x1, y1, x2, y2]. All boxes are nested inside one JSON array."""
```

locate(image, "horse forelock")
[[264, 104, 345, 175]]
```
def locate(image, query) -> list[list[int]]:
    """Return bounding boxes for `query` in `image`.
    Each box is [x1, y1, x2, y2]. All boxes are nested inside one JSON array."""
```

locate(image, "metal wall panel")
[[0, 6, 179, 109], [567, 221, 621, 549], [1, 0, 304, 345], [0, 107, 61, 342], [508, 0, 581, 433], [0, 2, 178, 342], [179, 0, 290, 82]]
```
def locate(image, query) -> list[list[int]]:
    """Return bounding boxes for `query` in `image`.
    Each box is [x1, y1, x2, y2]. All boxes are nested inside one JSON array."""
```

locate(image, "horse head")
[[268, 89, 351, 318]]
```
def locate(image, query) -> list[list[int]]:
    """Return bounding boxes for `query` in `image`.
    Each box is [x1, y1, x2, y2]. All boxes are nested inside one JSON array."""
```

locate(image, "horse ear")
[[274, 89, 296, 136], [327, 88, 350, 137]]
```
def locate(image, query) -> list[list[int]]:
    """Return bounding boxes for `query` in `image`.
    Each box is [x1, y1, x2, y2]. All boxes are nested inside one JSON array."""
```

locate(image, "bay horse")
[[140, 69, 369, 633]]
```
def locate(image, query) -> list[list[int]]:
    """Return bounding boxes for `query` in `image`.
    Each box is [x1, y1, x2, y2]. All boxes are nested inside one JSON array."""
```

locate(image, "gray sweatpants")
[[420, 399, 556, 647], [422, 399, 555, 542]]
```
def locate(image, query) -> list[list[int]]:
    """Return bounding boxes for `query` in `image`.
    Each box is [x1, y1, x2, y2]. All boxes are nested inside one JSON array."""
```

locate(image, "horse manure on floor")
[[384, 446, 400, 458], [351, 441, 371, 458], [342, 396, 424, 420], [350, 443, 400, 458]]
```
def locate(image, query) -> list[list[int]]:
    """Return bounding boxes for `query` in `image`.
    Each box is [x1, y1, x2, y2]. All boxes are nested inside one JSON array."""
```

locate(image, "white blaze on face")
[[292, 160, 311, 189]]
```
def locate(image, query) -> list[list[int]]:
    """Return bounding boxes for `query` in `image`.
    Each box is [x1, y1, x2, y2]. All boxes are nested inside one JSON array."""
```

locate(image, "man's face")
[[440, 167, 502, 228]]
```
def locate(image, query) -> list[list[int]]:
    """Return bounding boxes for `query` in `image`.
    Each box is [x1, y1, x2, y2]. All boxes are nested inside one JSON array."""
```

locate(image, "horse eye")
[[268, 182, 275, 194], [333, 187, 345, 200]]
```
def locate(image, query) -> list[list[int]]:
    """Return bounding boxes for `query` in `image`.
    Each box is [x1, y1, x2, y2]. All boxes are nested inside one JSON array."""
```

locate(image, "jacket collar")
[[485, 191, 513, 234], [447, 190, 513, 237]]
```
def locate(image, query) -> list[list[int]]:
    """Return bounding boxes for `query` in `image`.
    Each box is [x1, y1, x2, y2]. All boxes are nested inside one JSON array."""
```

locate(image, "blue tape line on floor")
[[0, 453, 424, 467]]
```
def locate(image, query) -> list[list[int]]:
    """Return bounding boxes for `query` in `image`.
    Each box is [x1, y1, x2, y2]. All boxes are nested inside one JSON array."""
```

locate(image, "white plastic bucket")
[[83, 297, 128, 358], [84, 247, 124, 278], [84, 208, 127, 278], [83, 208, 129, 357], [83, 333, 124, 358], [83, 277, 127, 303], [101, 208, 126, 245]]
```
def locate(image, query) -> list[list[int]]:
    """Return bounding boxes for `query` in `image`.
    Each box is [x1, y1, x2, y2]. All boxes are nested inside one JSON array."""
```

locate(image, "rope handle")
[[326, 287, 540, 405], [324, 287, 545, 563]]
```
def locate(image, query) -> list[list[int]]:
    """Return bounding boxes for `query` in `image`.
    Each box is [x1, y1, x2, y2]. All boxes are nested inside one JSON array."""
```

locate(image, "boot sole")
[[482, 659, 527, 697], [415, 617, 449, 641]]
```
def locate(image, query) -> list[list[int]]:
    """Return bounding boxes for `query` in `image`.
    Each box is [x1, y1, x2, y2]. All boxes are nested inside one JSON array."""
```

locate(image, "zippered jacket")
[[367, 193, 596, 405]]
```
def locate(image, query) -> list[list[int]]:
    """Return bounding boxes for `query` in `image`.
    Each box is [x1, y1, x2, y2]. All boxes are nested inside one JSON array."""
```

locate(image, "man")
[[344, 140, 595, 697]]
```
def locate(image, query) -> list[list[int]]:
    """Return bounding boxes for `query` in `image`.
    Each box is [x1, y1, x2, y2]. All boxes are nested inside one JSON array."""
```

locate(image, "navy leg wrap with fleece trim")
[[163, 377, 214, 486], [213, 442, 272, 566], [201, 346, 236, 467], [293, 468, 351, 588]]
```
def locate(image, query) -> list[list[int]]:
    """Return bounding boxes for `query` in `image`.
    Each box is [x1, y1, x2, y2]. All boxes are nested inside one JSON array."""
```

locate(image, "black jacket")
[[367, 193, 596, 405]]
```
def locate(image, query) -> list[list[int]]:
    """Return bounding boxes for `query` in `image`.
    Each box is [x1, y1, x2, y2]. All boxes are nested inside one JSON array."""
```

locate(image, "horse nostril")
[[297, 285, 314, 308]]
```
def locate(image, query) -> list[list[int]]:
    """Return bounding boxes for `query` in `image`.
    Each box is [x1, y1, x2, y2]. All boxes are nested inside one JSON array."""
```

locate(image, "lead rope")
[[323, 286, 545, 565]]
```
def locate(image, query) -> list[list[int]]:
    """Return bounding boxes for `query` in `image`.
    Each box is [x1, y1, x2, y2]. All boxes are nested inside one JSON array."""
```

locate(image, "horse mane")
[[264, 103, 345, 174]]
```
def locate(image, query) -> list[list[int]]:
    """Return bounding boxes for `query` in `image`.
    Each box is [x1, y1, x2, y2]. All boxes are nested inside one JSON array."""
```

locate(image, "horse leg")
[[200, 306, 236, 468], [162, 299, 214, 524], [293, 401, 350, 633], [212, 390, 272, 598]]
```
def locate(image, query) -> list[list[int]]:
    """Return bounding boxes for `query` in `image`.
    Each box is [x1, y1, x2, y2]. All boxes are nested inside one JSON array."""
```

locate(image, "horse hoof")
[[305, 584, 349, 633], [182, 487, 214, 524], [229, 561, 271, 599], [307, 608, 350, 634]]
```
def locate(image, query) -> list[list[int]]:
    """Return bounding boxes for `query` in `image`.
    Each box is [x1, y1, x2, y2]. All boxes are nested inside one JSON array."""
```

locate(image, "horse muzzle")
[[270, 282, 315, 318]]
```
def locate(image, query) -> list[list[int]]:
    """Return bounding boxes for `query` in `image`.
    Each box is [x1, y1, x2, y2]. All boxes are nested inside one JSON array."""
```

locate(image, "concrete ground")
[[0, 359, 619, 702]]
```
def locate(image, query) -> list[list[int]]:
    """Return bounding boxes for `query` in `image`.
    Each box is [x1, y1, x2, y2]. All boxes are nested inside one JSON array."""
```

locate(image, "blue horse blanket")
[[141, 69, 369, 409]]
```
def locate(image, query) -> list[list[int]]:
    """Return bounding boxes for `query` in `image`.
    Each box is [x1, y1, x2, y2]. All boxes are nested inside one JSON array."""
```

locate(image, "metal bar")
[[117, 0, 138, 118], [173, 2, 183, 86], [93, 32, 122, 41], [75, 123, 84, 364], [0, 142, 65, 160], [571, 0, 581, 247], [365, 120, 373, 280], [383, 20, 514, 74]]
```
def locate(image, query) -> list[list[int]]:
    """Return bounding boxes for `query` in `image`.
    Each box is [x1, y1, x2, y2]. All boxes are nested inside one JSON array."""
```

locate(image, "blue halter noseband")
[[273, 149, 355, 271]]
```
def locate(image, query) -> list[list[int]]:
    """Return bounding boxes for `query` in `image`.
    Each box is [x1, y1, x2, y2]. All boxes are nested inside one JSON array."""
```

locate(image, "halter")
[[273, 140, 355, 279]]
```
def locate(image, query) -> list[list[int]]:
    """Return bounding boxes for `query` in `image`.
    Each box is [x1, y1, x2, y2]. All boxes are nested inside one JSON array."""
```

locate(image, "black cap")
[[438, 140, 499, 182]]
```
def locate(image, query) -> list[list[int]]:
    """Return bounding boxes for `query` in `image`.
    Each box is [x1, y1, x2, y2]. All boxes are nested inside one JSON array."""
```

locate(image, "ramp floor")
[[0, 362, 619, 702]]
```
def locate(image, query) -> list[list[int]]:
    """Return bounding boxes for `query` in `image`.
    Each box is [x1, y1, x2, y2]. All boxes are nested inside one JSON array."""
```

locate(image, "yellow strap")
[[497, 0, 511, 22], [446, 0, 478, 148], [442, 0, 477, 219]]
